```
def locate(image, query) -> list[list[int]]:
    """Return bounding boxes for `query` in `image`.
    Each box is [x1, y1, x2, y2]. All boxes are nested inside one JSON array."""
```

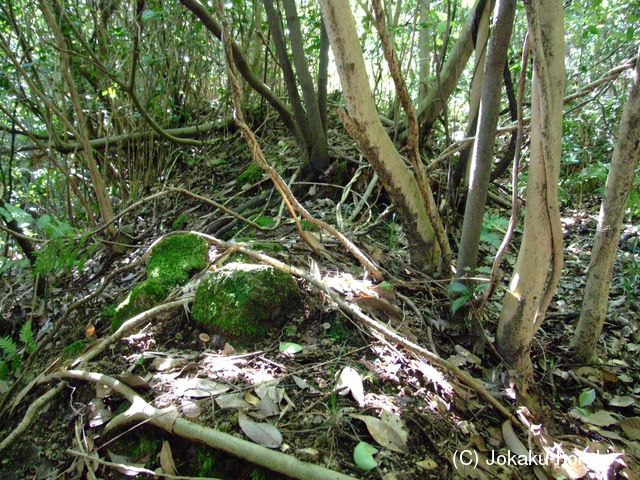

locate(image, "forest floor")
[[0, 126, 639, 480]]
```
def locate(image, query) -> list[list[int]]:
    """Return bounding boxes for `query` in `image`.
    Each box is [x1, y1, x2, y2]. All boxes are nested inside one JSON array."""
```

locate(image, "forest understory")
[[0, 120, 639, 480]]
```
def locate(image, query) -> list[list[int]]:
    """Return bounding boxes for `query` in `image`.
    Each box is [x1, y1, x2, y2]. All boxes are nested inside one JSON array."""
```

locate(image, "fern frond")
[[0, 336, 18, 357], [19, 321, 34, 345]]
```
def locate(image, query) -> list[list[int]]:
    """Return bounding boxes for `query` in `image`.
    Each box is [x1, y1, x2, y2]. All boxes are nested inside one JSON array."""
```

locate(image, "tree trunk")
[[262, 0, 311, 157], [496, 0, 565, 376], [418, 0, 493, 138], [319, 0, 442, 274], [282, 0, 329, 178], [450, 0, 492, 206], [39, 0, 118, 239], [417, 0, 431, 110], [457, 0, 516, 275], [572, 48, 640, 362]]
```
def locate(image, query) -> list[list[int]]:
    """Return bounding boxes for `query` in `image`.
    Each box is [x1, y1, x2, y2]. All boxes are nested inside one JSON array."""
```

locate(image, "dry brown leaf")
[[352, 410, 407, 453], [238, 411, 282, 449], [159, 441, 177, 476], [618, 416, 640, 440], [118, 371, 151, 390]]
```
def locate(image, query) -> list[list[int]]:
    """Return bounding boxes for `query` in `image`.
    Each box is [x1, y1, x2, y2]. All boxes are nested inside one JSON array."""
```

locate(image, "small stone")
[[296, 448, 319, 462]]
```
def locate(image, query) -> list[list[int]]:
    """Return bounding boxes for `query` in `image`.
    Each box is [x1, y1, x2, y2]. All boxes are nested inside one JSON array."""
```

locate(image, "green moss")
[[111, 278, 167, 331], [171, 214, 188, 230], [100, 304, 116, 320], [197, 446, 220, 477], [238, 162, 263, 187], [192, 263, 301, 344], [251, 242, 283, 252], [62, 339, 89, 359], [131, 431, 162, 459], [147, 233, 208, 288], [249, 214, 275, 227]]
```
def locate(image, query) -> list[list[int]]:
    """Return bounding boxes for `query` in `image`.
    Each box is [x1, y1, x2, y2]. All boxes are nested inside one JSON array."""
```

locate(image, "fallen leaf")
[[118, 371, 151, 390], [416, 456, 437, 470], [176, 378, 230, 398], [238, 411, 282, 449], [609, 396, 637, 408], [618, 416, 640, 440], [572, 409, 619, 427], [88, 399, 112, 428], [279, 342, 303, 354], [352, 410, 407, 453], [353, 441, 378, 471], [159, 441, 177, 475], [336, 366, 365, 407], [215, 393, 253, 410], [149, 356, 186, 371]]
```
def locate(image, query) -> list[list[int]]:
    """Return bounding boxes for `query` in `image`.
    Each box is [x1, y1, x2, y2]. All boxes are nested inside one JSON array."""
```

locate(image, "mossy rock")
[[147, 233, 208, 288], [111, 278, 167, 331], [191, 263, 301, 345]]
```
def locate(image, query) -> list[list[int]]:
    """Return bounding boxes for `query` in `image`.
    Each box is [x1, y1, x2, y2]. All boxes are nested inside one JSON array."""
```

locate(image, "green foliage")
[[326, 315, 351, 344], [578, 389, 596, 407], [480, 213, 517, 250], [250, 242, 283, 252], [0, 205, 96, 279], [0, 321, 36, 380], [446, 281, 488, 314], [147, 233, 209, 288], [250, 467, 273, 480], [619, 238, 639, 300]]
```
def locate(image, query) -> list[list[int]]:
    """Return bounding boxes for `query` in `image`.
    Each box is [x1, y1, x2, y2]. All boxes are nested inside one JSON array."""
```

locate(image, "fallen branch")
[[0, 382, 66, 453], [44, 370, 356, 480]]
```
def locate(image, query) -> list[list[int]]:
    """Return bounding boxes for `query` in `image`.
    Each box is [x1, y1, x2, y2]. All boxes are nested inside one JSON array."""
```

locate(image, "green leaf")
[[353, 441, 378, 471], [579, 389, 596, 407], [279, 342, 303, 354], [451, 295, 470, 314], [447, 282, 470, 294]]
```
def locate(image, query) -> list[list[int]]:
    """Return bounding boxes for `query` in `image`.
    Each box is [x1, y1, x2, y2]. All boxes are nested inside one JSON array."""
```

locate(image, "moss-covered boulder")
[[147, 233, 208, 288], [111, 278, 167, 331], [191, 263, 301, 345]]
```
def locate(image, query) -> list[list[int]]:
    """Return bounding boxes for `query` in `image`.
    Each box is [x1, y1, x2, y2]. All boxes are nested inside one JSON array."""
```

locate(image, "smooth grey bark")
[[497, 0, 565, 376], [262, 0, 311, 154], [457, 0, 516, 275], [319, 0, 442, 273], [572, 49, 640, 362], [282, 0, 329, 177], [317, 20, 329, 139], [418, 0, 493, 137]]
